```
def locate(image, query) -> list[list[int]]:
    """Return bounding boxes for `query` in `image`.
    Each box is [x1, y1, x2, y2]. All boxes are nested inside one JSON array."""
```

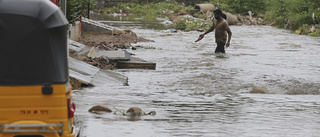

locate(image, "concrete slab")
[[69, 40, 86, 52], [96, 50, 131, 61], [68, 57, 99, 85], [91, 69, 128, 86], [68, 57, 128, 86]]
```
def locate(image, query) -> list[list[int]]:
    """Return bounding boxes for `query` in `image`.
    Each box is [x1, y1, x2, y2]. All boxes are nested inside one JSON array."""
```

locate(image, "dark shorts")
[[215, 42, 225, 53]]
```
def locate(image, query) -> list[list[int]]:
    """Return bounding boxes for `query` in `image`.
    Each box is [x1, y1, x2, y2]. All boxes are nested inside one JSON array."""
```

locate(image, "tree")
[[65, 0, 95, 23]]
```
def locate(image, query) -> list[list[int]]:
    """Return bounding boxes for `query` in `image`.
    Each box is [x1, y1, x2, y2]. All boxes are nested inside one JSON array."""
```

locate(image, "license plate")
[[20, 110, 48, 115]]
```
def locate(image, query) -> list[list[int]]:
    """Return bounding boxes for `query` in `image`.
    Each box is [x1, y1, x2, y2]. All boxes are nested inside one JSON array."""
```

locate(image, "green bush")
[[175, 20, 187, 30], [208, 0, 267, 14], [185, 19, 212, 31], [286, 12, 313, 30], [265, 0, 319, 34], [66, 0, 95, 22], [185, 23, 199, 31], [99, 0, 319, 37], [309, 31, 320, 37], [103, 1, 192, 16]]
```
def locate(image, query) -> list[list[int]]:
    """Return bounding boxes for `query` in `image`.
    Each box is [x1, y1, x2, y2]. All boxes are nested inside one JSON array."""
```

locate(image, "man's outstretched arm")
[[201, 25, 215, 37]]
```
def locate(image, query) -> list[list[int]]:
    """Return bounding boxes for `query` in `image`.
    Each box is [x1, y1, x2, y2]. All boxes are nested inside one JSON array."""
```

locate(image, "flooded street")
[[74, 16, 320, 137]]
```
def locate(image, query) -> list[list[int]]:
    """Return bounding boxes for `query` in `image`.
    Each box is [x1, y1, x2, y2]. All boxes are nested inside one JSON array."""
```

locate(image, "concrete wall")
[[95, 0, 209, 9], [81, 22, 113, 34], [69, 21, 81, 41]]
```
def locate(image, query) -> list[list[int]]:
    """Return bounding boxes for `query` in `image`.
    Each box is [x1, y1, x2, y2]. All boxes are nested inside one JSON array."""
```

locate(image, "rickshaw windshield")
[[0, 0, 69, 86]]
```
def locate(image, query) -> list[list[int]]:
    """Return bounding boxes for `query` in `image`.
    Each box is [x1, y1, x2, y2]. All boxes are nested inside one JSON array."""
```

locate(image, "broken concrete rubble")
[[96, 50, 131, 61], [68, 56, 128, 89], [68, 20, 156, 89]]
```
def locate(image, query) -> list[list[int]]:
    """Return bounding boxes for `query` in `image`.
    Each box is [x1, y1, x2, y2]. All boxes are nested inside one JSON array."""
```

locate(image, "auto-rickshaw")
[[0, 0, 77, 137]]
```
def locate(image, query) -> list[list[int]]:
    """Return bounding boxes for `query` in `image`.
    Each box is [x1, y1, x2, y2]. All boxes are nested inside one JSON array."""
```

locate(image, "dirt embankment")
[[78, 29, 153, 49], [70, 29, 154, 69], [69, 29, 154, 89]]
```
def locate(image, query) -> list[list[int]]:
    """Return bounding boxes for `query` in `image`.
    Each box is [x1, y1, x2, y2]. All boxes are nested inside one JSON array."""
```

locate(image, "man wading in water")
[[199, 9, 232, 54]]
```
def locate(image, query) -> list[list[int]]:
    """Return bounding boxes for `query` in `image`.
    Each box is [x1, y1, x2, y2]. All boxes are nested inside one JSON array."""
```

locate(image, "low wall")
[[81, 23, 113, 34], [68, 21, 81, 41], [95, 0, 209, 9]]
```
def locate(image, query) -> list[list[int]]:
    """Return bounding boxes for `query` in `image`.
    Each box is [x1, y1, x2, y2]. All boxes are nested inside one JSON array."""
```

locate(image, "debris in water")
[[88, 105, 112, 113]]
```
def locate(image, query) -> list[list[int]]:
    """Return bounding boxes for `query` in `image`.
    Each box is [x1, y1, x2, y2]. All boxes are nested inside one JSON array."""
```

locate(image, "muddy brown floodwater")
[[73, 15, 320, 137]]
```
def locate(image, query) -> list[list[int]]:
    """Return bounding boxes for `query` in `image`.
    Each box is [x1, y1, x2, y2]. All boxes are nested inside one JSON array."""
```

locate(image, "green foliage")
[[103, 1, 192, 16], [309, 31, 320, 37], [97, 0, 320, 37], [171, 17, 212, 31], [66, 0, 96, 22], [175, 20, 187, 30], [208, 0, 267, 14], [192, 13, 206, 19], [302, 24, 320, 37], [185, 19, 212, 31], [66, 0, 80, 22], [185, 22, 199, 31], [299, 24, 311, 33], [225, 0, 266, 14], [265, 0, 320, 31], [287, 12, 313, 30]]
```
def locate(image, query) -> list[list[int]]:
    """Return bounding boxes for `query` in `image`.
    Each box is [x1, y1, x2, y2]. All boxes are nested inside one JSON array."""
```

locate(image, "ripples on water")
[[74, 21, 320, 137]]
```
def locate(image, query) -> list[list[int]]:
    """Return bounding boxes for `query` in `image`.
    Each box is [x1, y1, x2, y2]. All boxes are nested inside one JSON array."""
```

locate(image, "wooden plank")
[[116, 61, 156, 70]]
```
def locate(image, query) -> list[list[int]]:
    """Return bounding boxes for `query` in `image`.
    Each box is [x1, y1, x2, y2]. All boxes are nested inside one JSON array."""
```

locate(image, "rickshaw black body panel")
[[0, 0, 69, 86]]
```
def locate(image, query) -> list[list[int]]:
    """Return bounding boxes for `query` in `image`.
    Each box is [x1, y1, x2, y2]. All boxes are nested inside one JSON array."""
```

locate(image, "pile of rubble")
[[71, 29, 154, 70]]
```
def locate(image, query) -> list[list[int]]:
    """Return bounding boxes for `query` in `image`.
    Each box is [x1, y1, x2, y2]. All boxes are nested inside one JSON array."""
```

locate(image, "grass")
[[102, 1, 194, 17]]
